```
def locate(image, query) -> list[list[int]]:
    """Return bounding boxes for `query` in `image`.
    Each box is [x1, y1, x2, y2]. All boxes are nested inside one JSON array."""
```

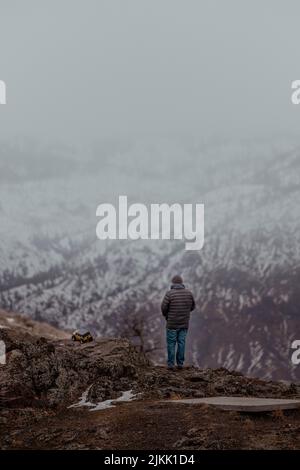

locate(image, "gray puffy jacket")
[[161, 283, 195, 330]]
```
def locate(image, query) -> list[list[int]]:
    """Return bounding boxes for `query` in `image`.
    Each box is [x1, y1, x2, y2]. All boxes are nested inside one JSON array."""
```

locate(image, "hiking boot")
[[177, 365, 183, 370], [168, 365, 175, 371]]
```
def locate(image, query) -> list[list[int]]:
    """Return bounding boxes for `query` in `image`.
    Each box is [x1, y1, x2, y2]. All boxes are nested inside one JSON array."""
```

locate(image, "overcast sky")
[[0, 0, 300, 145]]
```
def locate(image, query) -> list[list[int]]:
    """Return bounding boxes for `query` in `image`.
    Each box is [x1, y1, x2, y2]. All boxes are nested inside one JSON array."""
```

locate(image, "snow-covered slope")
[[0, 138, 300, 380]]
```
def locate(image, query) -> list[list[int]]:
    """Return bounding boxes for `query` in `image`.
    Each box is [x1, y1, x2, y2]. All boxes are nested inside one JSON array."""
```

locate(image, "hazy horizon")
[[1, 0, 300, 146]]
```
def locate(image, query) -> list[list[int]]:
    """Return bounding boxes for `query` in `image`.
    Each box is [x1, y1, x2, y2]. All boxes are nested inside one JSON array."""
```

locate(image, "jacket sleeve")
[[161, 291, 170, 318], [190, 293, 195, 312]]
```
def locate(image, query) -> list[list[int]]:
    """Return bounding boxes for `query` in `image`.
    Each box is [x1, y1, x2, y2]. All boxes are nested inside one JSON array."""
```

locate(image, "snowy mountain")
[[0, 137, 300, 381]]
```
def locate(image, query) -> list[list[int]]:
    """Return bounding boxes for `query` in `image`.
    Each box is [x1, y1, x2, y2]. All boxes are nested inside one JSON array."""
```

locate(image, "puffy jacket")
[[161, 283, 195, 329]]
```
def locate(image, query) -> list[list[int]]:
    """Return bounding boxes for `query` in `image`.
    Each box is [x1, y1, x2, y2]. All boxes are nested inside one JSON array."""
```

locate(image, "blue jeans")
[[166, 328, 188, 367]]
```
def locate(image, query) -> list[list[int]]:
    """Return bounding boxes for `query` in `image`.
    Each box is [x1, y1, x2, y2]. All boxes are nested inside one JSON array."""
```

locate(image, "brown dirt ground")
[[1, 400, 300, 450]]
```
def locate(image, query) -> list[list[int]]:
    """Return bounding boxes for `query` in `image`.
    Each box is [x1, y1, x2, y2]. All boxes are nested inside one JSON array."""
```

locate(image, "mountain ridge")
[[1, 138, 300, 380]]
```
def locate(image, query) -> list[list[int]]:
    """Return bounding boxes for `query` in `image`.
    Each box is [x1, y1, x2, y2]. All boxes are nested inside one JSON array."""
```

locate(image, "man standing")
[[161, 275, 195, 370]]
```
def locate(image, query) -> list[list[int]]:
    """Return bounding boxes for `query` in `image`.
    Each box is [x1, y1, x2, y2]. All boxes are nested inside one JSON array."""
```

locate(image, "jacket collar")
[[170, 283, 185, 289]]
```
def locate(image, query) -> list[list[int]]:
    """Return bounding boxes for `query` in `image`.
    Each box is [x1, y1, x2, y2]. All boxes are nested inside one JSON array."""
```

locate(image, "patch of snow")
[[90, 390, 138, 411], [68, 388, 138, 411], [68, 385, 94, 408]]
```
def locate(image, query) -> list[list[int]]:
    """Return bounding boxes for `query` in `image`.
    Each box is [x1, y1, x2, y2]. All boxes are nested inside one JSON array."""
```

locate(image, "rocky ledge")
[[1, 310, 300, 450]]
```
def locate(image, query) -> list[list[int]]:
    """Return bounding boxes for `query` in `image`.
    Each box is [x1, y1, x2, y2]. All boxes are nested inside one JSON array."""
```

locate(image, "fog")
[[0, 0, 300, 146], [1, 2, 300, 383]]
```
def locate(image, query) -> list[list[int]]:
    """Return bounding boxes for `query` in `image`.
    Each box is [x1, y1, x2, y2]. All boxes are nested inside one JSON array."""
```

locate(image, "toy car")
[[72, 331, 93, 344]]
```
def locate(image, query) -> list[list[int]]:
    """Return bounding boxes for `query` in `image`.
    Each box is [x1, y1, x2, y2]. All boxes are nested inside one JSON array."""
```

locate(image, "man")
[[161, 275, 195, 370]]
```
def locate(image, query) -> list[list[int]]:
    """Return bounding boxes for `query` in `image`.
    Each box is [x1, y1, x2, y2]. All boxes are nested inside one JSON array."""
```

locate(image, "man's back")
[[161, 275, 195, 369], [161, 283, 195, 330]]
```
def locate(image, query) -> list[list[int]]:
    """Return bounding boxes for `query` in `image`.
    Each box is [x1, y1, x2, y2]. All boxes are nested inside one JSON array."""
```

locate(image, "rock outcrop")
[[1, 310, 299, 410], [1, 310, 300, 450], [0, 311, 149, 408]]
